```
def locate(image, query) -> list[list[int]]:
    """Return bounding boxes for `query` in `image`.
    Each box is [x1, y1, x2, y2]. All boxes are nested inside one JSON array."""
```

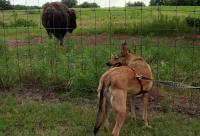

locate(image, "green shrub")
[[140, 15, 189, 35], [27, 10, 40, 14], [0, 40, 8, 57], [0, 21, 8, 28], [185, 16, 200, 29], [0, 40, 199, 98], [104, 15, 191, 36], [160, 97, 172, 113], [10, 18, 37, 27]]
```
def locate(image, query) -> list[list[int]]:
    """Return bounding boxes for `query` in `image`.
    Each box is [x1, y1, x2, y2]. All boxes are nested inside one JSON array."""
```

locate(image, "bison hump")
[[42, 2, 69, 28], [44, 2, 68, 12]]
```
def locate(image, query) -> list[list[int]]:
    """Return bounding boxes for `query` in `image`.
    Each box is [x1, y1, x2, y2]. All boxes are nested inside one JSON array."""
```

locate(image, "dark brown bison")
[[42, 2, 77, 45]]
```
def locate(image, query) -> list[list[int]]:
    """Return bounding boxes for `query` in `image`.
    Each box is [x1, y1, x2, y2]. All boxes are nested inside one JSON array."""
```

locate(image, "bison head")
[[67, 9, 77, 33]]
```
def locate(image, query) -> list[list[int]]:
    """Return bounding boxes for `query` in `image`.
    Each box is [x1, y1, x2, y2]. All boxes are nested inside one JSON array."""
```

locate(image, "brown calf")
[[94, 43, 153, 136]]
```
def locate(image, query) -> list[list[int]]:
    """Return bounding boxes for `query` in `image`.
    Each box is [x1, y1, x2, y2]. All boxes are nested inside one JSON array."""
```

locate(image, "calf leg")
[[130, 95, 136, 124], [142, 92, 151, 128], [103, 100, 111, 133], [111, 90, 127, 136]]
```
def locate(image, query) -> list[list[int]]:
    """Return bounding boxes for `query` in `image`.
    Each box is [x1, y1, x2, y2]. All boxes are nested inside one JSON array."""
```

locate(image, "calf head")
[[106, 42, 132, 67]]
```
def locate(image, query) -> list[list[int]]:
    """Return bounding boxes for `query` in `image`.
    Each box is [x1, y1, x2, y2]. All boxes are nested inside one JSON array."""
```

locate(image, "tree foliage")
[[13, 5, 40, 10], [126, 1, 145, 7], [0, 0, 40, 10], [0, 0, 12, 10], [61, 0, 78, 8], [150, 0, 200, 6], [42, 2, 50, 9], [77, 2, 100, 8]]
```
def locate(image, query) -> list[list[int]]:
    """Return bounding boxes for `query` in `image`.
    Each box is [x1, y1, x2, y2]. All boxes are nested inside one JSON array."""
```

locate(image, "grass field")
[[0, 6, 200, 136], [0, 95, 200, 136], [0, 6, 200, 39], [1, 39, 200, 95]]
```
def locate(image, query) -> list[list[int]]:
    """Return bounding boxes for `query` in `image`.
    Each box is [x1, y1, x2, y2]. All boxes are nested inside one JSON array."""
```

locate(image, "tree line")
[[0, 0, 40, 10], [1, 0, 200, 10], [150, 0, 200, 6], [0, 0, 100, 10]]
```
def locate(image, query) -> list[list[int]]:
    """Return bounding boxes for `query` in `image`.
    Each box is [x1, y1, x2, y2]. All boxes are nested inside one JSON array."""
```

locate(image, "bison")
[[42, 2, 77, 45]]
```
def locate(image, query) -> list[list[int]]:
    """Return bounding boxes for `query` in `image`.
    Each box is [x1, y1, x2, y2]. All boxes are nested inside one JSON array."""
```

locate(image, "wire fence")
[[0, 1, 200, 113]]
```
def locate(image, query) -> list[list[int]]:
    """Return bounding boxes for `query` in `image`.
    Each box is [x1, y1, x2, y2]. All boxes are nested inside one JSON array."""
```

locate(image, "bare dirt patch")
[[6, 34, 184, 48], [171, 95, 200, 116], [0, 88, 67, 103], [7, 36, 44, 47], [191, 34, 200, 46], [6, 34, 139, 47], [1, 85, 200, 117]]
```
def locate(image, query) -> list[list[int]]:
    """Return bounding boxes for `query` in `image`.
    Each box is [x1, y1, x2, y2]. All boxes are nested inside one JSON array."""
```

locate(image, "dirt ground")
[[1, 85, 200, 117], [6, 35, 140, 47], [6, 34, 200, 47]]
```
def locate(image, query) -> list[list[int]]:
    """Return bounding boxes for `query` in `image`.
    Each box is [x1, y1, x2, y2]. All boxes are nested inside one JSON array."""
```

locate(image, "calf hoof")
[[143, 125, 152, 129], [104, 126, 109, 133], [131, 117, 136, 126]]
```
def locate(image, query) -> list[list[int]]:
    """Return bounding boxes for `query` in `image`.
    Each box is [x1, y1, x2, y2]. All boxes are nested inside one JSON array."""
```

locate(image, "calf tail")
[[97, 78, 103, 98], [94, 84, 106, 135]]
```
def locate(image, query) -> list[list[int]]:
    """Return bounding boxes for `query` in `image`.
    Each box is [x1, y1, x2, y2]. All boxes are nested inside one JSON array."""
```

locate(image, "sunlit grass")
[[0, 96, 200, 136], [0, 6, 199, 40]]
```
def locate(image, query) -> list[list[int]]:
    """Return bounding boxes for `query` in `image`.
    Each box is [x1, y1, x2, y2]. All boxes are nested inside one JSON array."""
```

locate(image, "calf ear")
[[121, 42, 129, 56]]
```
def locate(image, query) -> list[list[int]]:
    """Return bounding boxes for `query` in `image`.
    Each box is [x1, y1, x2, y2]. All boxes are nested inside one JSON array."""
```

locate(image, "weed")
[[10, 18, 37, 27], [185, 16, 200, 29], [27, 10, 40, 15], [0, 39, 199, 98], [0, 21, 8, 28], [160, 97, 172, 113], [0, 96, 200, 136]]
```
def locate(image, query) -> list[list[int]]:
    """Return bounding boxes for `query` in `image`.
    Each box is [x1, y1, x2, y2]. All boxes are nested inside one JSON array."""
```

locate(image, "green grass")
[[0, 96, 200, 136], [0, 38, 200, 97], [0, 6, 200, 40], [0, 6, 200, 136]]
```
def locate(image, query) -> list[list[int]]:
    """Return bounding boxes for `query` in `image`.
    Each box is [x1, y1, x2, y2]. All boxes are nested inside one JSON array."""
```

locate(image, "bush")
[[42, 2, 50, 8], [0, 0, 12, 10], [112, 15, 190, 36], [0, 20, 8, 28], [150, 0, 200, 6], [0, 40, 9, 58], [160, 97, 171, 113], [12, 5, 40, 10], [140, 15, 188, 35], [77, 2, 100, 8], [62, 0, 78, 8], [27, 10, 40, 15], [10, 18, 37, 27], [0, 40, 7, 56], [126, 1, 145, 7], [185, 16, 200, 29]]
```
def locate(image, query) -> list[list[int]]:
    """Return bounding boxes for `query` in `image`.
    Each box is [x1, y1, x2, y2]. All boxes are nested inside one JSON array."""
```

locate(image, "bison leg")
[[59, 38, 63, 46], [48, 32, 52, 39], [46, 29, 53, 39]]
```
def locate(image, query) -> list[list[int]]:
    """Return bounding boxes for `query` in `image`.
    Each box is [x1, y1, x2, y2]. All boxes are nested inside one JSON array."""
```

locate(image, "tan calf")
[[94, 43, 153, 136]]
